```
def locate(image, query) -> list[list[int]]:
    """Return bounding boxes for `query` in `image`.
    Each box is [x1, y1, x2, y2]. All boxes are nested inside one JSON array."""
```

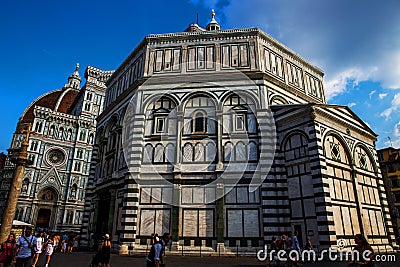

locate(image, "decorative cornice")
[[272, 104, 377, 141], [314, 106, 377, 140]]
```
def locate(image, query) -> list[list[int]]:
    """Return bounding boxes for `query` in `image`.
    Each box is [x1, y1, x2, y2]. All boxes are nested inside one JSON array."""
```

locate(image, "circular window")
[[47, 149, 65, 165]]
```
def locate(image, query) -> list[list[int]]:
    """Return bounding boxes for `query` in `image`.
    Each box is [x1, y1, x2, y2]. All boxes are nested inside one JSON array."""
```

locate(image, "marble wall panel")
[[198, 209, 214, 237], [227, 210, 243, 237], [243, 209, 259, 237], [183, 210, 198, 236]]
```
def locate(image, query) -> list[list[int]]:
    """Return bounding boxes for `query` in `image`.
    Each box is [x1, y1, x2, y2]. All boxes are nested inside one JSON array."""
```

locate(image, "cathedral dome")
[[19, 65, 81, 123], [19, 88, 79, 123]]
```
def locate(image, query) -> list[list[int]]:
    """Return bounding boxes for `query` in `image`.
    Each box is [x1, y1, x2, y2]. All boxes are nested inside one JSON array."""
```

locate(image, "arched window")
[[193, 111, 207, 133], [66, 211, 74, 224], [249, 142, 258, 161], [30, 141, 36, 151], [67, 129, 73, 141], [88, 133, 94, 144], [165, 143, 175, 163], [206, 142, 216, 162], [235, 142, 247, 161], [21, 179, 29, 193], [154, 144, 164, 163], [324, 135, 349, 164], [74, 162, 81, 172], [223, 94, 257, 134], [354, 146, 373, 172], [224, 142, 234, 162], [76, 149, 83, 159], [183, 143, 193, 162], [194, 143, 205, 161], [35, 121, 43, 132], [79, 130, 86, 142], [147, 96, 176, 136], [70, 184, 77, 199], [284, 133, 308, 161], [143, 144, 154, 163], [59, 127, 64, 139], [49, 125, 56, 136]]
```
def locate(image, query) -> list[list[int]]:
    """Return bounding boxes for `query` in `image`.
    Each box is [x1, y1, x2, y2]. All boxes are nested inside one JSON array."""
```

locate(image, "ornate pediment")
[[38, 167, 63, 188]]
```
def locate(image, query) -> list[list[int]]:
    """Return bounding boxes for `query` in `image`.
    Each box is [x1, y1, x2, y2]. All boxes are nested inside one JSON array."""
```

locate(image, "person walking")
[[146, 237, 162, 267], [61, 233, 67, 253], [32, 232, 44, 267], [14, 226, 36, 267], [43, 235, 55, 267], [278, 234, 286, 250], [348, 234, 375, 267], [73, 234, 79, 252], [271, 236, 281, 267], [305, 236, 313, 250], [160, 233, 170, 267], [67, 233, 75, 253], [0, 233, 16, 267], [53, 234, 59, 252], [98, 234, 111, 267], [291, 231, 301, 267]]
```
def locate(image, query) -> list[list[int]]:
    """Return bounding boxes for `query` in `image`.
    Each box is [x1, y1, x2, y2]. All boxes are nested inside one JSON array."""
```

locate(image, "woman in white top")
[[32, 232, 44, 267], [44, 236, 55, 267]]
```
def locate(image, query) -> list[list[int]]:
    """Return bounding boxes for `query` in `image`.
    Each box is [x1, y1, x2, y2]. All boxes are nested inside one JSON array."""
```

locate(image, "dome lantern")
[[206, 9, 220, 31]]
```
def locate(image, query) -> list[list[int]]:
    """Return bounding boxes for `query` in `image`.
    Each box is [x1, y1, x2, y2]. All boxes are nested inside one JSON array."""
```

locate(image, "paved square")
[[30, 251, 400, 267]]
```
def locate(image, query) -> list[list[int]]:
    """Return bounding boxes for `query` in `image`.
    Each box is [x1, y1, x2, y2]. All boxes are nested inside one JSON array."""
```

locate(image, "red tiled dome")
[[19, 89, 79, 123]]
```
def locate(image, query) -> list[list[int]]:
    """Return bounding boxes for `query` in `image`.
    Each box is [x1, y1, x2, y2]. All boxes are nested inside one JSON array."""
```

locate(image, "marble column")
[[216, 183, 224, 243], [108, 190, 116, 235], [171, 183, 181, 251]]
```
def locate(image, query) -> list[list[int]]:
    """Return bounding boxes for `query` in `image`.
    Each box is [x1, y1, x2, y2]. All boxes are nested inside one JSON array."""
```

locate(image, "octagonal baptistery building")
[[0, 65, 113, 232], [82, 14, 395, 252]]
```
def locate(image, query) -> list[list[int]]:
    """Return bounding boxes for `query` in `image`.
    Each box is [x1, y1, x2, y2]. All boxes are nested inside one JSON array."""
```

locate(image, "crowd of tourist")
[[0, 227, 79, 267]]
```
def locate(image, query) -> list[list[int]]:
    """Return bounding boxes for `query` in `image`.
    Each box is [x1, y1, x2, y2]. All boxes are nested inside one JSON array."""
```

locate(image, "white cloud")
[[219, 0, 400, 99], [348, 102, 356, 108], [395, 122, 400, 137], [380, 93, 400, 119], [369, 90, 376, 99], [323, 68, 372, 100], [379, 93, 388, 100]]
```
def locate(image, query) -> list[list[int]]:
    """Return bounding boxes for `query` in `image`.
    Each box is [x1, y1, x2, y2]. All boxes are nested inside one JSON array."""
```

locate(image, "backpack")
[[22, 235, 35, 257]]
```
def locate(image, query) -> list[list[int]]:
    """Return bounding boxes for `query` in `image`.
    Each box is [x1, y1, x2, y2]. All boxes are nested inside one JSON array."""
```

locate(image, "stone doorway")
[[36, 208, 51, 228]]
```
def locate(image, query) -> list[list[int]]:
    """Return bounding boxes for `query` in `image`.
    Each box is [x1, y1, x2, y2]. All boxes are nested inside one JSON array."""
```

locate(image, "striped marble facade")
[[81, 25, 395, 252]]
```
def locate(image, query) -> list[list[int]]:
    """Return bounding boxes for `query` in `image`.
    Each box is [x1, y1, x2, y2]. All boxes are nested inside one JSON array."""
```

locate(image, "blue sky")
[[1, 0, 399, 153]]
